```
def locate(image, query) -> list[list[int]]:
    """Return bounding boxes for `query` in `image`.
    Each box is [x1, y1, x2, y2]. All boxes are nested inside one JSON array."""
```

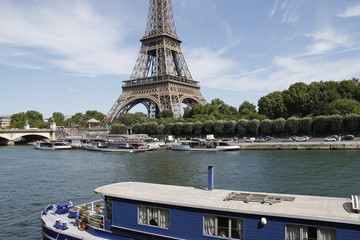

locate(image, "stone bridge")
[[0, 129, 56, 145]]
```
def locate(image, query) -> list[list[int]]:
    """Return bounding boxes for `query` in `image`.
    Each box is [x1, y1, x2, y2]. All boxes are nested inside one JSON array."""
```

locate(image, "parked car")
[[282, 137, 293, 142], [295, 136, 307, 142], [255, 137, 267, 142], [245, 137, 255, 143], [325, 135, 339, 141], [341, 134, 354, 141], [265, 136, 274, 141]]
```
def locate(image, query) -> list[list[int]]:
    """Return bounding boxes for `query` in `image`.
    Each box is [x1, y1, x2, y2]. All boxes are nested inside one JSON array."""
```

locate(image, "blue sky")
[[1, 0, 360, 118]]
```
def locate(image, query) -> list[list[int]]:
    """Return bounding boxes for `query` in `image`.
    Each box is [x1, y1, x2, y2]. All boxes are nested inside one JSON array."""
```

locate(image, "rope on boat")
[[2, 211, 40, 227]]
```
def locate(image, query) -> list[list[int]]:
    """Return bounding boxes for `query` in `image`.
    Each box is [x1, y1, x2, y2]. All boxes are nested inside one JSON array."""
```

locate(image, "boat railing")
[[77, 199, 104, 213], [42, 199, 105, 230], [76, 200, 105, 229]]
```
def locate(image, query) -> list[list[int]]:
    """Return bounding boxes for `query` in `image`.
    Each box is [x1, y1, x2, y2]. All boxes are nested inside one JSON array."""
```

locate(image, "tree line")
[[258, 79, 360, 119], [8, 78, 360, 137], [111, 114, 360, 137], [9, 110, 105, 129]]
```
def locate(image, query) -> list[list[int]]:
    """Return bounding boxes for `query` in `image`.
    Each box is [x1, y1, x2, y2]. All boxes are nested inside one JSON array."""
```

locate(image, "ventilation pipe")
[[208, 165, 214, 190]]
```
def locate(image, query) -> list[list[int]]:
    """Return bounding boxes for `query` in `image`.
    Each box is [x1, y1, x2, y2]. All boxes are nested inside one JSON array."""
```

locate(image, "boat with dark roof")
[[41, 166, 360, 240]]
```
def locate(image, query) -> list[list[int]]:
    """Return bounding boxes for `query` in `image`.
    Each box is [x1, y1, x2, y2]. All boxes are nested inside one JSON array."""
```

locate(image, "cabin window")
[[204, 215, 243, 239], [285, 224, 336, 240], [105, 196, 112, 221], [138, 205, 169, 229]]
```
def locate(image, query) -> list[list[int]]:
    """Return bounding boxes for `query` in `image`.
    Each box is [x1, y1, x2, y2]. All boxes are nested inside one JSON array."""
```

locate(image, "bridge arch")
[[0, 130, 55, 145]]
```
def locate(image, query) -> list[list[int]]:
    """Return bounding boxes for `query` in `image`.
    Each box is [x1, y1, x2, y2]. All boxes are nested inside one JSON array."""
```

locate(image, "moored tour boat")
[[33, 141, 72, 150], [86, 141, 149, 152], [41, 166, 360, 240], [171, 139, 240, 151]]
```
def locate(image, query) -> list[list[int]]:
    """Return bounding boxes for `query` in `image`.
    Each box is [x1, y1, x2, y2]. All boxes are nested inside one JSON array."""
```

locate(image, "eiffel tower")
[[104, 0, 206, 123]]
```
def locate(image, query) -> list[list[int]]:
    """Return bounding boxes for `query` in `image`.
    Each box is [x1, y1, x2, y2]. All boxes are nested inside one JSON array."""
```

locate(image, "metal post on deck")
[[208, 165, 214, 190]]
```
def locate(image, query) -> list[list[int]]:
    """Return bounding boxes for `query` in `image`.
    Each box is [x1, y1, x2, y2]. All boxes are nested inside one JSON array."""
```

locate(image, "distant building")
[[0, 115, 11, 129]]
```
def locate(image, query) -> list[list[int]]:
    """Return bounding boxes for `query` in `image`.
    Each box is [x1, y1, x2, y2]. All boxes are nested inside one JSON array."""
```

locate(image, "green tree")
[[203, 120, 214, 134], [327, 99, 360, 115], [164, 123, 174, 135], [343, 114, 360, 133], [158, 110, 174, 119], [119, 113, 136, 126], [284, 82, 311, 117], [298, 117, 312, 134], [238, 101, 256, 116], [156, 124, 164, 135], [182, 122, 193, 136], [247, 119, 260, 135], [134, 112, 148, 124], [132, 123, 143, 134], [69, 113, 86, 127], [213, 120, 225, 136], [172, 122, 183, 136], [142, 122, 160, 135], [328, 115, 343, 134], [260, 119, 273, 135], [85, 110, 105, 121], [223, 120, 236, 136], [193, 122, 203, 136], [10, 112, 26, 128], [110, 124, 126, 134], [52, 112, 67, 126], [184, 99, 238, 120], [318, 81, 341, 104], [337, 80, 358, 99], [235, 119, 248, 136], [273, 118, 286, 136], [312, 115, 328, 135], [285, 117, 299, 135], [258, 91, 287, 119]]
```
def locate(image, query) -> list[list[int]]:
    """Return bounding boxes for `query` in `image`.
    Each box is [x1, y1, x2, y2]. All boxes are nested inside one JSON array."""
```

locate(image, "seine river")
[[1, 145, 360, 239]]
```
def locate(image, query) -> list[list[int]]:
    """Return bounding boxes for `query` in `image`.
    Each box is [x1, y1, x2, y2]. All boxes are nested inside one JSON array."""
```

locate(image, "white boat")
[[171, 139, 240, 151], [33, 141, 72, 150], [86, 141, 148, 152]]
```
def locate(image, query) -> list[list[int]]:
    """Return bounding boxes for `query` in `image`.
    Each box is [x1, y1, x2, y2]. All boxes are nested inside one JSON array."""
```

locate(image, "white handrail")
[[351, 195, 360, 212]]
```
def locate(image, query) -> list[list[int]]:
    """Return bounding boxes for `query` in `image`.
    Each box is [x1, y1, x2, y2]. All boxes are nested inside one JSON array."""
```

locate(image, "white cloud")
[[304, 29, 348, 55], [272, 56, 360, 86], [186, 41, 360, 94], [187, 46, 237, 82], [0, 0, 137, 76], [338, 2, 360, 18], [269, 0, 300, 23]]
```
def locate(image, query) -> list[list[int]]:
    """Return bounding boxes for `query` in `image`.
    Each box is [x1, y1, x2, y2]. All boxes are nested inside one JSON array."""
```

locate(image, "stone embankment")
[[238, 138, 360, 150]]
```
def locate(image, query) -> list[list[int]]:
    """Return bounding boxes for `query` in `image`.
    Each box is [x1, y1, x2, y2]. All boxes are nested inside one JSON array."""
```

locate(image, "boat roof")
[[95, 182, 360, 225]]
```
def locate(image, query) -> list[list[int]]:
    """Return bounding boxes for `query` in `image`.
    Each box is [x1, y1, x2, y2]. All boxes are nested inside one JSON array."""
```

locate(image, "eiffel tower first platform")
[[104, 0, 206, 123]]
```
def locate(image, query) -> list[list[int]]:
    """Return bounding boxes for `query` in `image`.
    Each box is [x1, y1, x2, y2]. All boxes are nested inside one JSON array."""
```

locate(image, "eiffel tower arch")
[[104, 0, 206, 123]]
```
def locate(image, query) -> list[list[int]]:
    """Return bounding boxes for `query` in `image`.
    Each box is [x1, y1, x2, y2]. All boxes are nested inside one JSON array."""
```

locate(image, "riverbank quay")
[[238, 140, 360, 150]]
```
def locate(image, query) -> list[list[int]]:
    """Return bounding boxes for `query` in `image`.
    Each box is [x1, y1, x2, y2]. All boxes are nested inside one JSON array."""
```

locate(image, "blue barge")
[[41, 167, 360, 240]]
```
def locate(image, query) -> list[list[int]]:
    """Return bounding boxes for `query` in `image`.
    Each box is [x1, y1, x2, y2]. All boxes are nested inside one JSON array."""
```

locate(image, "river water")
[[1, 145, 359, 239]]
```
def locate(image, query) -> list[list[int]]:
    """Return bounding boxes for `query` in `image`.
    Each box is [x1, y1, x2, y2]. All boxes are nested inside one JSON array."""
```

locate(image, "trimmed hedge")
[[119, 114, 360, 137]]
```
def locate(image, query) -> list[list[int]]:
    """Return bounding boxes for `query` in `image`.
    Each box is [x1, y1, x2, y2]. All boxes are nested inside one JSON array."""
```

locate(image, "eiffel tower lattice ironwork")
[[104, 0, 206, 123]]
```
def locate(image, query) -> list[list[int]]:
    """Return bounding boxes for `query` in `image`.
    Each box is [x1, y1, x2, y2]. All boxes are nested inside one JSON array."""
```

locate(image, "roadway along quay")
[[238, 138, 360, 150]]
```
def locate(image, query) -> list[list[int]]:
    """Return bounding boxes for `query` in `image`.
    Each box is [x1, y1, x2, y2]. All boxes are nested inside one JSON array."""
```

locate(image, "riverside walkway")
[[238, 138, 360, 150]]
